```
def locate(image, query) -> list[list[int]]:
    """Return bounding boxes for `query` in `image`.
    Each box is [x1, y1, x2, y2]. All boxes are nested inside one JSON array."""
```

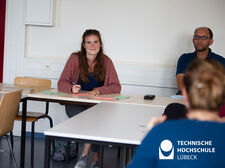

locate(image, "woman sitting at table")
[[127, 59, 225, 168], [58, 29, 121, 168]]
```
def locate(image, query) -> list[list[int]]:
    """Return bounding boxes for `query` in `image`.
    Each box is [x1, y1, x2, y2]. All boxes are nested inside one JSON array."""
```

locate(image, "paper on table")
[[94, 97, 115, 101], [171, 95, 184, 99], [73, 93, 89, 96], [39, 91, 64, 95], [115, 96, 130, 100]]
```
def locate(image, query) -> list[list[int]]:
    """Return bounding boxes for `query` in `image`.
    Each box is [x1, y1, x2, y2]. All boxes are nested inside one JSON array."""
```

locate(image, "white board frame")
[[25, 0, 54, 26]]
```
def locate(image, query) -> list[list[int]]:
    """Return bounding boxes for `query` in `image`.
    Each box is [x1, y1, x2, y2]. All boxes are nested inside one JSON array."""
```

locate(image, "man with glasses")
[[176, 27, 225, 95]]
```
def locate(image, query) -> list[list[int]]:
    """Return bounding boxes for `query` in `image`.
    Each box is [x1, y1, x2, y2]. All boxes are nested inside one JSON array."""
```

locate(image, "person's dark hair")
[[77, 29, 105, 83], [183, 59, 225, 111], [207, 27, 213, 39], [163, 103, 187, 120], [194, 27, 213, 39]]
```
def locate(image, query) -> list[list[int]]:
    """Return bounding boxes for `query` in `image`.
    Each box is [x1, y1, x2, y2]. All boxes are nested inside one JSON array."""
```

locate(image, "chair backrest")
[[0, 90, 22, 136], [14, 77, 51, 92]]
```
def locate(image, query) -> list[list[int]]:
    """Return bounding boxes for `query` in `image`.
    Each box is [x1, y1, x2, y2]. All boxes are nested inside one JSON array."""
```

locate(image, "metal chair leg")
[[119, 147, 126, 168], [117, 147, 121, 159], [99, 145, 104, 168], [6, 135, 18, 168], [126, 148, 132, 165], [31, 122, 35, 168], [66, 141, 70, 164], [10, 131, 14, 149], [76, 142, 79, 155], [46, 115, 53, 128], [46, 115, 55, 153]]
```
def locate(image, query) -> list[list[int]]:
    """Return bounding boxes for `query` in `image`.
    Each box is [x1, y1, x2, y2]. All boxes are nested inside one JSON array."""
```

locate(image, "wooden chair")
[[0, 90, 22, 168], [14, 77, 54, 168]]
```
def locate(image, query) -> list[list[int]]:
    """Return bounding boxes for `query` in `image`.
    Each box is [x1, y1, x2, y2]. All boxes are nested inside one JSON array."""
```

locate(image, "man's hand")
[[176, 74, 184, 93], [147, 115, 167, 131]]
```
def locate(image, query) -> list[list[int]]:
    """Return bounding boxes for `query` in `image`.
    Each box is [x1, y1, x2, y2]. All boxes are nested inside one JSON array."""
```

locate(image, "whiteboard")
[[25, 0, 54, 26]]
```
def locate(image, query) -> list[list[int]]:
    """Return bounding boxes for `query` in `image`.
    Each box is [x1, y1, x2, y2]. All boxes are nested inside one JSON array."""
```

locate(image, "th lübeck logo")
[[159, 139, 174, 159]]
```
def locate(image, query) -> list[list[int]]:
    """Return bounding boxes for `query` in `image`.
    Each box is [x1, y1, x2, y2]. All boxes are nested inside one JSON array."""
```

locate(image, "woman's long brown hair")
[[77, 29, 106, 83]]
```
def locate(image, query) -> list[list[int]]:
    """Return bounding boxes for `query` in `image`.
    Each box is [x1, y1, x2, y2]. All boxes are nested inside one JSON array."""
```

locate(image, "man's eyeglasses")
[[193, 35, 210, 41]]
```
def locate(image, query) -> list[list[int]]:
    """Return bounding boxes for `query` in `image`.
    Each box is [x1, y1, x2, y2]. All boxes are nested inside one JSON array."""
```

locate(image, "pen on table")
[[71, 80, 81, 89], [71, 80, 77, 85]]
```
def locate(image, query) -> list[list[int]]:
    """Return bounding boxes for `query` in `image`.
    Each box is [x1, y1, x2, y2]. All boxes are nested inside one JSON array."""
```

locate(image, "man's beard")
[[195, 45, 208, 52]]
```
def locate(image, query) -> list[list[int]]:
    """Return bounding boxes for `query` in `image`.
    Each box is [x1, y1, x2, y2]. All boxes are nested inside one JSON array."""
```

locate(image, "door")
[[0, 0, 6, 82]]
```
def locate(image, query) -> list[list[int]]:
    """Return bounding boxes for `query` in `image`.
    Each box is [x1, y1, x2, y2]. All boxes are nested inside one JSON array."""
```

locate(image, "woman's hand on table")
[[87, 89, 100, 96], [72, 84, 81, 93]]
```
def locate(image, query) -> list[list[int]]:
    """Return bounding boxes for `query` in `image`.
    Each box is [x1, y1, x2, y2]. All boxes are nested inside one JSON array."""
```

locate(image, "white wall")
[[25, 0, 225, 64], [4, 0, 225, 135]]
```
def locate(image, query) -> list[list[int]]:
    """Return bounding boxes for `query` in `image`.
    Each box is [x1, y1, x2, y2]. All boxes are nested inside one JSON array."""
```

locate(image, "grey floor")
[[0, 136, 125, 168]]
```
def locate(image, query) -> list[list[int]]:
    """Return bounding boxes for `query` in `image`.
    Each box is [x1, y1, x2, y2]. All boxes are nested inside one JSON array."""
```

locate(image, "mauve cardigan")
[[57, 53, 121, 94]]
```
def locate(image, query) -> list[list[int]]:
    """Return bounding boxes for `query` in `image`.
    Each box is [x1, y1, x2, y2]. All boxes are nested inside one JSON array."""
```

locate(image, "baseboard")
[[25, 132, 45, 139]]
